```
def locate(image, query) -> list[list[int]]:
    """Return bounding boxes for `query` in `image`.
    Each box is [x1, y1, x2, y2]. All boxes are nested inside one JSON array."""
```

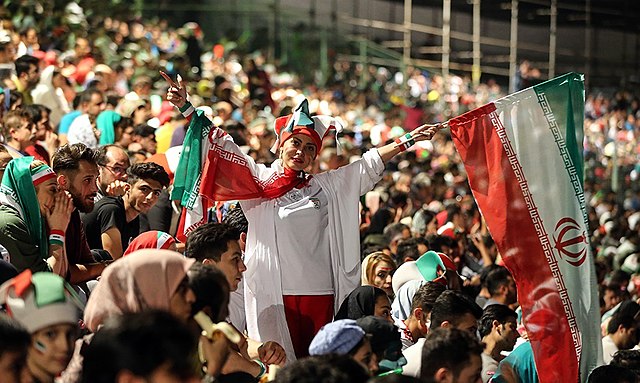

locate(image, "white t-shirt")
[[274, 182, 332, 295], [602, 334, 619, 364], [402, 337, 425, 377], [67, 114, 98, 148]]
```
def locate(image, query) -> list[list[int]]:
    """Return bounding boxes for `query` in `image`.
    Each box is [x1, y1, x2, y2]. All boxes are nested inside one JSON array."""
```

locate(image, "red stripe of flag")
[[450, 103, 578, 383]]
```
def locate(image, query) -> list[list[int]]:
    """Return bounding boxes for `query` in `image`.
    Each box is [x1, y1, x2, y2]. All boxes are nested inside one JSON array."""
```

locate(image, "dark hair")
[[15, 54, 39, 78], [396, 238, 421, 264], [610, 269, 632, 287], [607, 300, 640, 334], [485, 267, 513, 297], [429, 290, 483, 330], [425, 235, 456, 253], [79, 89, 103, 106], [133, 124, 155, 138], [223, 120, 247, 147], [53, 143, 103, 174], [81, 310, 198, 383], [411, 281, 447, 313], [127, 162, 170, 188], [383, 223, 409, 242], [611, 349, 640, 377], [0, 314, 30, 355], [223, 205, 248, 234], [275, 354, 369, 383], [419, 327, 483, 383], [478, 304, 518, 338], [188, 263, 230, 322], [23, 104, 50, 125], [445, 205, 461, 223], [587, 365, 637, 383], [184, 222, 241, 262]]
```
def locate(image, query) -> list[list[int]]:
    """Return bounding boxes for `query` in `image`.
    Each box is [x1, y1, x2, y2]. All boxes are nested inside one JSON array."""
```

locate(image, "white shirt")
[[274, 182, 331, 295], [602, 334, 619, 364], [67, 114, 98, 148], [402, 337, 425, 377]]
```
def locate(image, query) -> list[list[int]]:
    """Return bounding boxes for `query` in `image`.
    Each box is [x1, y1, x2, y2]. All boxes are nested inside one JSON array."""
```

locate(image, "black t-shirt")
[[81, 196, 140, 256]]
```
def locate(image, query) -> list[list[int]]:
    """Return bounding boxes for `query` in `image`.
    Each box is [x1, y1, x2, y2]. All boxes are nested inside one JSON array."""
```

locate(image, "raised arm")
[[161, 72, 190, 113], [376, 123, 443, 164]]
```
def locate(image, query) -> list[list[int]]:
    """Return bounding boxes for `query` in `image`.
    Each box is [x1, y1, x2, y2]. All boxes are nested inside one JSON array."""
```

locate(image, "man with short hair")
[[185, 221, 287, 373], [483, 267, 518, 308], [399, 281, 447, 350], [67, 89, 105, 148], [419, 327, 483, 383], [12, 55, 39, 105], [82, 162, 170, 259], [478, 304, 519, 382], [384, 222, 411, 256], [96, 145, 131, 201], [185, 222, 247, 292], [132, 123, 157, 155], [2, 109, 36, 158], [52, 143, 109, 283], [24, 104, 57, 164], [402, 290, 483, 377], [602, 300, 640, 364]]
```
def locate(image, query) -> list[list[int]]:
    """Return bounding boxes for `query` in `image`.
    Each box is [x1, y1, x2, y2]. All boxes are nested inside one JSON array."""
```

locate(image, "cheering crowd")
[[0, 3, 640, 383]]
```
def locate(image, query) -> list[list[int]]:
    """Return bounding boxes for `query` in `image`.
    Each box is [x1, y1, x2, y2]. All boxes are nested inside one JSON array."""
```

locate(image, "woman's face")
[[28, 323, 76, 379], [169, 276, 196, 323], [36, 178, 59, 215], [351, 337, 378, 375], [280, 133, 316, 171], [374, 294, 393, 324], [371, 261, 394, 296]]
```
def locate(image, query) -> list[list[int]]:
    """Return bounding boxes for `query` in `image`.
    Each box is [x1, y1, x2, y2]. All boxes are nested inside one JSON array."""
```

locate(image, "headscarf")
[[123, 231, 177, 256], [361, 252, 396, 286], [0, 157, 56, 262], [96, 110, 122, 145], [83, 249, 195, 332], [335, 285, 386, 321], [32, 65, 68, 127], [391, 251, 447, 294], [391, 279, 425, 322]]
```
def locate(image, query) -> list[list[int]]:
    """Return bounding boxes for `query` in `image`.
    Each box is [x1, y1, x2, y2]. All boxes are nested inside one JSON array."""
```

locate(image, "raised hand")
[[411, 122, 445, 142], [105, 180, 129, 197], [160, 71, 187, 109], [45, 191, 74, 233]]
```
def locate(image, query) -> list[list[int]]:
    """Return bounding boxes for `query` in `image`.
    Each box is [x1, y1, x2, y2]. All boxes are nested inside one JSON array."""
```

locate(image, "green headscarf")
[[0, 157, 55, 261], [96, 110, 122, 145]]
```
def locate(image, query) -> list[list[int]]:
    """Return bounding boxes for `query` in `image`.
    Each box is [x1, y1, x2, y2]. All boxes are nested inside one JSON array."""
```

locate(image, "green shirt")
[[0, 204, 50, 273]]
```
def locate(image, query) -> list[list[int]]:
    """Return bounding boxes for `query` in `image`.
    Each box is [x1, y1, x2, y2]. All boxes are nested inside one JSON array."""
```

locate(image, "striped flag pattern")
[[449, 73, 602, 382]]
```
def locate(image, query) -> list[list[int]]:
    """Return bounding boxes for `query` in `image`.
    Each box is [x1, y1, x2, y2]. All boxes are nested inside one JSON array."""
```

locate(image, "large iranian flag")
[[449, 73, 602, 382]]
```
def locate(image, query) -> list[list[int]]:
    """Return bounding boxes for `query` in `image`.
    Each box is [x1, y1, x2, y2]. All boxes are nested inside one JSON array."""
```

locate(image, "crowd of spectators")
[[0, 2, 639, 383]]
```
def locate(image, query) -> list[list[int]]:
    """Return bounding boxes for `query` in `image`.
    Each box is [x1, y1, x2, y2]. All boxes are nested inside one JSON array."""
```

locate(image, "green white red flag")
[[449, 73, 602, 382]]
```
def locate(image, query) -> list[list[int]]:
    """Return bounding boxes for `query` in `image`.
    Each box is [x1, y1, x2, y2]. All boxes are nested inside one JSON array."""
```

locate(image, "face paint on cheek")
[[34, 340, 47, 353]]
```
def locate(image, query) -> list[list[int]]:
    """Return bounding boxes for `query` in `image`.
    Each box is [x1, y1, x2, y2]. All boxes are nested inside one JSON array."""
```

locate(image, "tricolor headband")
[[31, 165, 57, 186]]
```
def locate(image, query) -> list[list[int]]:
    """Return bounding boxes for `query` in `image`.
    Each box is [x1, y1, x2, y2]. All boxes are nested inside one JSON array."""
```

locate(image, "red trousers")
[[283, 294, 334, 358]]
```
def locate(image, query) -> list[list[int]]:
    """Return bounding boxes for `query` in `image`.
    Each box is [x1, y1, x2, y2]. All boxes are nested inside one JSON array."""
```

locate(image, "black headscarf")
[[335, 285, 386, 320]]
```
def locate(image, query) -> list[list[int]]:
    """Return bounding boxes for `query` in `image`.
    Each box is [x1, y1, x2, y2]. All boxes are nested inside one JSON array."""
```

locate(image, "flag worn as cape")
[[171, 108, 309, 242], [449, 72, 602, 382]]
